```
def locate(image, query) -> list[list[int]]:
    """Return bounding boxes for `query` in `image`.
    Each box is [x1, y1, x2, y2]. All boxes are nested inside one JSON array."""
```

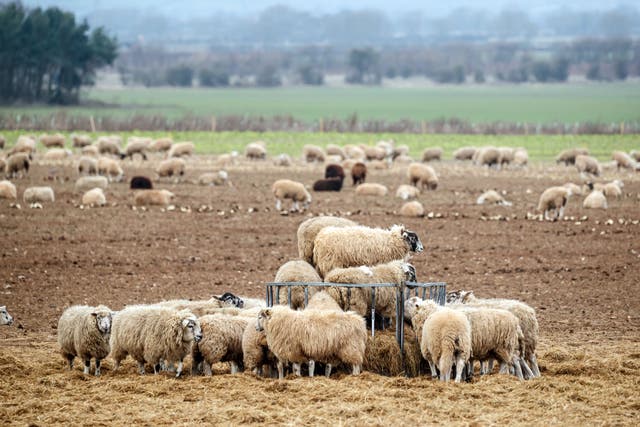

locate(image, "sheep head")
[[398, 226, 423, 253], [402, 263, 417, 282], [214, 292, 243, 308], [446, 290, 474, 304], [256, 309, 273, 332], [91, 307, 113, 335], [0, 306, 13, 326], [180, 314, 202, 343], [403, 296, 423, 321]]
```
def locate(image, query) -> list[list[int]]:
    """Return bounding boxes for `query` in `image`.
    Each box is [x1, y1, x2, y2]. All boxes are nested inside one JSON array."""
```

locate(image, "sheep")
[[473, 146, 501, 168], [407, 163, 438, 190], [242, 317, 277, 377], [404, 297, 471, 382], [0, 180, 17, 200], [453, 147, 476, 161], [96, 137, 124, 157], [23, 186, 54, 203], [1, 306, 14, 326], [77, 156, 98, 176], [355, 183, 388, 196], [305, 291, 342, 311], [563, 182, 584, 196], [611, 151, 637, 170], [57, 305, 113, 376], [130, 176, 153, 190], [154, 293, 243, 316], [150, 137, 173, 152], [326, 144, 346, 160], [575, 154, 601, 177], [0, 157, 5, 174], [198, 171, 229, 186], [82, 188, 107, 207], [97, 157, 124, 182], [274, 260, 323, 309], [81, 145, 99, 157], [134, 189, 175, 206], [363, 145, 387, 162], [156, 158, 186, 180], [537, 186, 571, 221], [421, 147, 443, 162], [39, 133, 66, 148], [233, 296, 266, 309], [324, 260, 417, 321], [191, 315, 247, 376], [367, 160, 389, 170], [0, 134, 4, 150], [110, 305, 202, 377], [167, 141, 194, 158], [5, 153, 30, 179], [273, 153, 292, 167], [498, 147, 515, 166], [344, 145, 366, 160], [124, 139, 150, 161], [583, 189, 607, 209], [395, 184, 420, 200], [75, 176, 108, 193], [476, 190, 512, 206], [8, 136, 36, 156], [245, 142, 267, 160], [296, 216, 358, 264], [313, 178, 343, 192], [513, 148, 529, 167], [631, 150, 640, 162], [556, 148, 589, 166], [71, 133, 92, 148], [272, 179, 311, 212], [313, 224, 424, 278], [325, 164, 345, 180], [43, 148, 72, 162], [602, 180, 623, 198], [215, 151, 239, 167], [257, 306, 367, 379], [394, 154, 414, 165], [351, 162, 367, 186], [447, 290, 540, 378], [392, 144, 409, 160], [376, 140, 394, 158], [303, 144, 326, 163], [400, 201, 425, 217]]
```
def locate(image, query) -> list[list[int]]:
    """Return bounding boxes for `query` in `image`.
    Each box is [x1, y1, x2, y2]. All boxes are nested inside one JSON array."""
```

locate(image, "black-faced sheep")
[[274, 260, 323, 309], [130, 176, 153, 190], [296, 216, 358, 265], [191, 315, 247, 375], [272, 179, 311, 212], [313, 177, 343, 192], [1, 306, 14, 325], [313, 224, 423, 280], [257, 306, 367, 379], [407, 163, 438, 190], [537, 186, 571, 221], [0, 180, 17, 200], [351, 162, 367, 186], [110, 305, 202, 377], [57, 305, 113, 376]]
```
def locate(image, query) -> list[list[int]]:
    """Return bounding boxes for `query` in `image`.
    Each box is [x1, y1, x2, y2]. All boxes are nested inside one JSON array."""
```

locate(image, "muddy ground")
[[1, 155, 639, 425]]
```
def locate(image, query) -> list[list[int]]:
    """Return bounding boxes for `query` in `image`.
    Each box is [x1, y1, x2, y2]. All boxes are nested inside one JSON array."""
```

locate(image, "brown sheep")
[[351, 162, 367, 186]]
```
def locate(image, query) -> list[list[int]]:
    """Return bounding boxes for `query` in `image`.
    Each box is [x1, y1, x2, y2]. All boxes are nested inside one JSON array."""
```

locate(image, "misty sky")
[[22, 0, 629, 18]]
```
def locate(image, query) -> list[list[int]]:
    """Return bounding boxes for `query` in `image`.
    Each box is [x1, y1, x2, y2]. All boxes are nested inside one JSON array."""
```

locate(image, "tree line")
[[0, 2, 117, 104]]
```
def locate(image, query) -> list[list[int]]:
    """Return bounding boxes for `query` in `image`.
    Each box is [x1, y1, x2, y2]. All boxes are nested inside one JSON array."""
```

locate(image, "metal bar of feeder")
[[304, 286, 309, 308], [399, 284, 406, 374], [266, 285, 271, 307], [287, 286, 292, 307], [370, 287, 376, 337]]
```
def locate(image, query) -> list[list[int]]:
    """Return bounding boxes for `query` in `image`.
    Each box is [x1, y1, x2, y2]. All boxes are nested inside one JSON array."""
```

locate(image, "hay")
[[363, 324, 425, 377]]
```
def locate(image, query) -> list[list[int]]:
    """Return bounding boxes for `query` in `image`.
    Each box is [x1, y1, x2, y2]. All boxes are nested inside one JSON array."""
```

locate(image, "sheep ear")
[[91, 312, 98, 317]]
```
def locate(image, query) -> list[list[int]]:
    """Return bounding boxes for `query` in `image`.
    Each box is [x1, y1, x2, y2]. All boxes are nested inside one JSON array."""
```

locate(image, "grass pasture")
[[1, 83, 640, 125]]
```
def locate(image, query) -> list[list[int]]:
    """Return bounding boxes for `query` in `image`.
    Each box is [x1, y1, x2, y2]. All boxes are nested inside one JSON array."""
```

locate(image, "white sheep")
[[242, 317, 277, 377], [421, 147, 442, 162], [23, 186, 54, 203], [39, 133, 66, 148], [407, 163, 438, 190], [82, 145, 99, 157], [97, 157, 124, 182], [556, 148, 589, 165], [150, 137, 173, 152], [447, 290, 540, 378], [71, 134, 92, 148], [453, 147, 477, 161], [8, 136, 36, 156], [355, 183, 388, 196], [324, 260, 416, 321], [110, 305, 202, 377], [82, 188, 107, 207], [404, 297, 471, 382], [167, 141, 194, 158], [154, 294, 242, 317], [583, 189, 607, 209], [124, 139, 150, 161], [596, 180, 623, 199], [305, 291, 342, 311], [537, 186, 571, 221], [395, 184, 420, 200], [57, 305, 113, 376], [326, 144, 346, 160], [96, 136, 123, 157], [0, 180, 17, 200], [273, 153, 292, 167], [272, 179, 311, 212], [134, 189, 175, 206], [5, 153, 30, 179], [473, 146, 501, 168], [296, 216, 358, 264], [191, 315, 248, 375], [215, 151, 238, 167], [157, 158, 186, 181], [362, 145, 387, 161], [312, 224, 423, 278], [303, 144, 326, 163], [513, 148, 529, 167], [575, 154, 601, 177], [257, 306, 367, 379], [198, 171, 229, 186], [399, 201, 425, 217], [75, 176, 108, 193], [77, 156, 98, 176], [274, 260, 323, 309], [611, 151, 637, 170], [563, 183, 584, 196], [43, 148, 73, 162], [1, 306, 14, 326], [245, 142, 267, 160], [344, 145, 366, 160], [498, 147, 515, 166], [476, 190, 512, 206]]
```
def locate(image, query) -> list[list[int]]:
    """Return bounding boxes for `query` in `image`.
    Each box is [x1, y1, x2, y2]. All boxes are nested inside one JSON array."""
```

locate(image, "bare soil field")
[[1, 156, 639, 425]]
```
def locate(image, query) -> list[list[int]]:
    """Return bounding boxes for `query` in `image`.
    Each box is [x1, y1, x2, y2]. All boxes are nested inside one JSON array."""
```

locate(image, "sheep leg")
[[291, 201, 299, 212], [230, 361, 239, 375], [512, 356, 524, 380], [154, 363, 161, 374], [174, 361, 184, 378], [488, 359, 494, 373], [454, 358, 466, 383], [308, 360, 315, 377], [64, 354, 74, 370], [95, 359, 101, 377], [292, 363, 302, 376], [191, 361, 202, 376], [480, 360, 488, 375], [439, 357, 452, 382], [498, 362, 509, 374], [138, 362, 146, 375], [428, 360, 438, 379], [277, 360, 284, 379], [203, 361, 212, 376], [275, 199, 282, 211], [83, 359, 91, 375], [352, 364, 361, 375], [520, 357, 535, 380], [325, 364, 332, 377], [558, 206, 565, 220], [528, 354, 541, 377]]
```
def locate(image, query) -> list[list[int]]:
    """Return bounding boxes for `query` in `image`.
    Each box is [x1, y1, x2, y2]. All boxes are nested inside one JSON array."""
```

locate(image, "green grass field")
[[2, 130, 638, 162], [1, 83, 640, 124]]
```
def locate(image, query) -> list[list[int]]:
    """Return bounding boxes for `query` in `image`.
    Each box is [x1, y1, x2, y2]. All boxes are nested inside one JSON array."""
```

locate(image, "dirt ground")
[[1, 155, 639, 425]]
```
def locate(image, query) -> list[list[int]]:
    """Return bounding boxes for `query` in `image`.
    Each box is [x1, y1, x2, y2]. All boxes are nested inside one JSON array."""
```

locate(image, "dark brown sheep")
[[351, 162, 367, 186]]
